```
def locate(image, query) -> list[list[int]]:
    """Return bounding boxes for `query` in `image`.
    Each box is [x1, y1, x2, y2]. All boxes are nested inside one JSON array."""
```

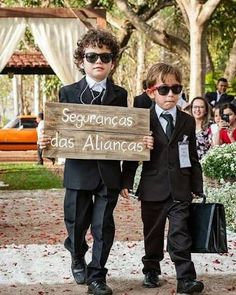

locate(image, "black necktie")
[[161, 112, 174, 140], [91, 89, 105, 105]]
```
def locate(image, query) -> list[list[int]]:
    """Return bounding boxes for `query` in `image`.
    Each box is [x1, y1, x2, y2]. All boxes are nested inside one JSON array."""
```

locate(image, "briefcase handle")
[[193, 193, 207, 204]]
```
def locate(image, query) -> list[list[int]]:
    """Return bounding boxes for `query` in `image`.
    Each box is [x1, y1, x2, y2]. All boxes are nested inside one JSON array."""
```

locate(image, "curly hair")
[[74, 28, 120, 73]]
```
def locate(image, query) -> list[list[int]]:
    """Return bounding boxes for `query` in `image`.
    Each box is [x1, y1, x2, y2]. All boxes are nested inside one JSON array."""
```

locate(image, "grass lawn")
[[0, 163, 63, 190]]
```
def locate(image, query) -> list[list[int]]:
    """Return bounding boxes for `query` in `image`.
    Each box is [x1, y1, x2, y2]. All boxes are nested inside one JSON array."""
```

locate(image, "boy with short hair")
[[121, 62, 204, 294]]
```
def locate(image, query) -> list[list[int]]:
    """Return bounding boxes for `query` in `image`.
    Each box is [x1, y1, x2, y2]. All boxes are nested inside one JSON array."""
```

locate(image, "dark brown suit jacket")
[[122, 106, 203, 202], [59, 77, 128, 190]]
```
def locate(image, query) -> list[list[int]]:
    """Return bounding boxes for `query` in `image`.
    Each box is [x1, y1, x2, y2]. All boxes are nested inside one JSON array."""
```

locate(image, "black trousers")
[[64, 183, 119, 284], [37, 145, 43, 164], [141, 199, 196, 280]]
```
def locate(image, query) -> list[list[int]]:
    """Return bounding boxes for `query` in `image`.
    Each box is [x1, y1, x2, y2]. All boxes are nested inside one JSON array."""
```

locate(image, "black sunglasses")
[[84, 52, 113, 64], [153, 84, 183, 95]]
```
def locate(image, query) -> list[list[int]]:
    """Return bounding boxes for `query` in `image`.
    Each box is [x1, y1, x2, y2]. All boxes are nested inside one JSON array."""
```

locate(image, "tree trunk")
[[176, 0, 221, 100], [136, 32, 146, 96], [12, 75, 22, 116], [224, 38, 236, 81], [34, 75, 40, 115], [189, 22, 205, 100]]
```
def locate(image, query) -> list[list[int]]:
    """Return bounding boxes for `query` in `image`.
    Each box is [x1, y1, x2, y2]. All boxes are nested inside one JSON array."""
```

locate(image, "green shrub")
[[201, 143, 236, 181], [205, 182, 236, 233]]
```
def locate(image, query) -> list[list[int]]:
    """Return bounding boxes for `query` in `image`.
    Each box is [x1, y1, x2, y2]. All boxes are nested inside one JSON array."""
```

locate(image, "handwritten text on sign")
[[44, 102, 150, 161]]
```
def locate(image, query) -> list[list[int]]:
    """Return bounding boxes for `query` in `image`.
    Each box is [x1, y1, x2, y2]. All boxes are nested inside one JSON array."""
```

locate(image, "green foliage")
[[208, 0, 236, 74], [201, 144, 236, 181], [205, 182, 236, 233], [43, 76, 62, 101], [228, 78, 236, 95], [0, 163, 63, 190], [0, 77, 13, 125], [205, 72, 236, 94], [205, 71, 221, 92]]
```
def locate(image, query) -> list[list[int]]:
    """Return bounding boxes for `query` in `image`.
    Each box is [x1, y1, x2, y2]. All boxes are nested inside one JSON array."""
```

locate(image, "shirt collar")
[[86, 75, 107, 92], [155, 104, 177, 121]]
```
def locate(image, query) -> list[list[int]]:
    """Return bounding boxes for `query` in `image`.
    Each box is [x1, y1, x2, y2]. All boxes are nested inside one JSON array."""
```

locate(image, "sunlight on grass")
[[0, 163, 63, 190]]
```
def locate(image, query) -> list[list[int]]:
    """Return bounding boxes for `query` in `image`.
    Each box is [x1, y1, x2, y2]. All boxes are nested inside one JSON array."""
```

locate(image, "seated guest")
[[209, 105, 221, 145], [212, 103, 236, 145], [190, 97, 213, 159], [205, 78, 234, 108], [133, 80, 153, 108]]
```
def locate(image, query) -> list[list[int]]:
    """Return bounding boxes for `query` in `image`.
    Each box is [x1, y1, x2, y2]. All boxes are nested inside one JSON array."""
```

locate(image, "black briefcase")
[[189, 196, 228, 253]]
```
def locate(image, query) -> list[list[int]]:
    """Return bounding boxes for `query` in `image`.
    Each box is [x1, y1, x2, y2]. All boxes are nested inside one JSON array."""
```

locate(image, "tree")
[[176, 0, 221, 99], [224, 38, 236, 82], [115, 0, 223, 99]]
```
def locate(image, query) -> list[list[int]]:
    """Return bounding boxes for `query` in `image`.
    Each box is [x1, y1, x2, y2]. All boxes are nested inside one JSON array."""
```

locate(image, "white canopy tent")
[[0, 7, 106, 115]]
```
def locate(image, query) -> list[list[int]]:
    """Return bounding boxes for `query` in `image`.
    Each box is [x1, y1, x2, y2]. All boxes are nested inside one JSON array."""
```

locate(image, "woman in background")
[[190, 97, 213, 159], [212, 103, 236, 145]]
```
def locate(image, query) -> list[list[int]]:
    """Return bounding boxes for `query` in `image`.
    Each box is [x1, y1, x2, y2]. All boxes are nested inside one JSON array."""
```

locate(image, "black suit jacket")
[[122, 106, 203, 202], [205, 92, 234, 107], [59, 77, 128, 190], [133, 92, 153, 108]]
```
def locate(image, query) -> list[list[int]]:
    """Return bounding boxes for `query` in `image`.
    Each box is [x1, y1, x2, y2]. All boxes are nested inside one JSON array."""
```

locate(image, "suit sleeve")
[[121, 160, 139, 189]]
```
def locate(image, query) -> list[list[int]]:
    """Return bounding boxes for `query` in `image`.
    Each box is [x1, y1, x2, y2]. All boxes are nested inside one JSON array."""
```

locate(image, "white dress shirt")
[[86, 76, 107, 93], [155, 104, 177, 133]]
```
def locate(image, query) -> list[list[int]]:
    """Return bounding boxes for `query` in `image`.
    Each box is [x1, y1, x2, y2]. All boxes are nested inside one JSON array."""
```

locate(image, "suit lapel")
[[102, 79, 116, 105], [170, 109, 187, 143], [151, 107, 188, 144]]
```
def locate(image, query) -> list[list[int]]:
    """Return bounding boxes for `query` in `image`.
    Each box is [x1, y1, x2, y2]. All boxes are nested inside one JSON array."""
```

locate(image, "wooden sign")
[[43, 102, 150, 161]]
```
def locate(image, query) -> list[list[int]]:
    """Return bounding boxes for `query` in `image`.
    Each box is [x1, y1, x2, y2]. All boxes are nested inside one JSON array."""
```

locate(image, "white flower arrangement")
[[201, 143, 236, 180], [204, 182, 236, 232]]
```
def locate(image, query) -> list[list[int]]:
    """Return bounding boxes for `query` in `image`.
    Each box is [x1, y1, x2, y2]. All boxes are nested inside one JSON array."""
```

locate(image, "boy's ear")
[[110, 63, 114, 71], [146, 88, 155, 99], [79, 62, 84, 69]]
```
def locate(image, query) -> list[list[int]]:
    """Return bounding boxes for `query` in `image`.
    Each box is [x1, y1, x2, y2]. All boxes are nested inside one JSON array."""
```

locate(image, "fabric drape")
[[0, 18, 27, 72], [28, 18, 86, 85]]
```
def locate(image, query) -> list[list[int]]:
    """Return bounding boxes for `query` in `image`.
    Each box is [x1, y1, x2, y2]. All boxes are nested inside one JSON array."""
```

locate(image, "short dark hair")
[[142, 80, 147, 90], [220, 103, 236, 116], [217, 77, 228, 84], [38, 112, 44, 120], [74, 28, 120, 73]]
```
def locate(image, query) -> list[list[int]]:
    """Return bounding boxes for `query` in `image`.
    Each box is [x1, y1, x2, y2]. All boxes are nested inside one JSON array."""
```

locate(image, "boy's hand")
[[39, 130, 51, 149], [143, 134, 154, 150], [120, 188, 130, 199]]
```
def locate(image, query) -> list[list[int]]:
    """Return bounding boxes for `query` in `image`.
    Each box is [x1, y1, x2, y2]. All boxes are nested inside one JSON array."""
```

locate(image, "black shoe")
[[88, 281, 112, 295], [177, 279, 204, 294], [71, 256, 86, 284], [143, 270, 160, 288]]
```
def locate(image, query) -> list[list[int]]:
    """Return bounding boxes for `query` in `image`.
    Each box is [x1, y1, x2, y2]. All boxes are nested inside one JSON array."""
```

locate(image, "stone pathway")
[[0, 189, 236, 294]]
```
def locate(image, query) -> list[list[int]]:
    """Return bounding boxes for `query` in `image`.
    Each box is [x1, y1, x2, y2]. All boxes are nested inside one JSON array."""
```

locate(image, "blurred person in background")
[[212, 103, 236, 145], [190, 97, 213, 159], [205, 78, 234, 108], [133, 79, 153, 109], [36, 112, 44, 165]]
